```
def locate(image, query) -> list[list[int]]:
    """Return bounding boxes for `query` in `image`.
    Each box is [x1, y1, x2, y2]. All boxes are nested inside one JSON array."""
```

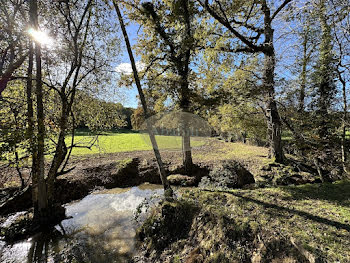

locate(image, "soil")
[[0, 142, 215, 217], [0, 140, 328, 217]]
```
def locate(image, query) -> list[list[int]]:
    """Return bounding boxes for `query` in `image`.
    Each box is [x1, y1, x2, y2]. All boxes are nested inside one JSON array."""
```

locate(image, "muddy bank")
[[133, 185, 350, 263], [0, 157, 211, 216], [1, 152, 326, 217], [135, 198, 313, 263], [0, 158, 156, 216]]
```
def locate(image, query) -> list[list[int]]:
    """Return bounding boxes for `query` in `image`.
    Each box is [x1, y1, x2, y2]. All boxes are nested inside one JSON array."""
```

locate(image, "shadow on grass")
[[281, 180, 350, 207], [203, 188, 350, 232]]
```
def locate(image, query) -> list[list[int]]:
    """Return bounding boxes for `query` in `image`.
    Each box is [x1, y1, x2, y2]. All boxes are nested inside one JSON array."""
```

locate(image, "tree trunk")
[[341, 80, 347, 174], [261, 1, 284, 163], [180, 85, 193, 174], [263, 48, 283, 162], [26, 36, 39, 216], [298, 32, 308, 113], [182, 116, 193, 174], [338, 70, 347, 174], [29, 0, 48, 221], [113, 1, 172, 197], [35, 31, 48, 220], [265, 85, 284, 163], [317, 0, 333, 142], [180, 0, 193, 173], [46, 110, 68, 207]]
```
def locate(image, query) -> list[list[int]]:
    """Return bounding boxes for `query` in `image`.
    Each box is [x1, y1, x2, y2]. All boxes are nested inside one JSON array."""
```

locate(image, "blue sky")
[[114, 21, 141, 109]]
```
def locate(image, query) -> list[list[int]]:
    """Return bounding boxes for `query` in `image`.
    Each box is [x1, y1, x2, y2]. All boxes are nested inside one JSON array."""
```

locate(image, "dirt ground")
[[0, 139, 268, 189]]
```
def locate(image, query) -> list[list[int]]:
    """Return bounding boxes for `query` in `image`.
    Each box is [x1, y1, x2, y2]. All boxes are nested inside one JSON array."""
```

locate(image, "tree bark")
[[29, 0, 48, 221], [262, 1, 284, 163], [26, 36, 38, 217], [338, 69, 347, 173], [298, 32, 308, 113], [113, 1, 172, 196], [317, 0, 333, 141], [180, 82, 193, 173]]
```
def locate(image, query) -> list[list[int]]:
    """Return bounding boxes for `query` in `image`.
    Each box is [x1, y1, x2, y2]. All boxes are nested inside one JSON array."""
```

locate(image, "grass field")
[[67, 130, 207, 156], [170, 180, 350, 262]]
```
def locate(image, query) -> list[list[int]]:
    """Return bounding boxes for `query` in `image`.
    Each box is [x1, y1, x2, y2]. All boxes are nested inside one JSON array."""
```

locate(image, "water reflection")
[[0, 184, 163, 263]]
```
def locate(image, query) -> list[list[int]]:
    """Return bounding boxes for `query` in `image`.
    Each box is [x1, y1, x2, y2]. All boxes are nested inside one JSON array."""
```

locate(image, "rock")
[[167, 174, 197, 186], [199, 160, 255, 189], [275, 171, 322, 185]]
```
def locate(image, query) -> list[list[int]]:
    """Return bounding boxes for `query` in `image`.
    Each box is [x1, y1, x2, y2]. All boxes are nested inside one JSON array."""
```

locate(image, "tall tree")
[[296, 10, 317, 113], [25, 0, 121, 223], [330, 0, 350, 174], [113, 1, 173, 198], [123, 0, 199, 173], [200, 0, 292, 163], [28, 0, 49, 222], [314, 0, 336, 142]]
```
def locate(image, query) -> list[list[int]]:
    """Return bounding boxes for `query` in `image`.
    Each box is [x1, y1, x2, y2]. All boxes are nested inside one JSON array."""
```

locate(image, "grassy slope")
[[143, 181, 350, 262], [200, 181, 350, 262], [66, 131, 206, 156]]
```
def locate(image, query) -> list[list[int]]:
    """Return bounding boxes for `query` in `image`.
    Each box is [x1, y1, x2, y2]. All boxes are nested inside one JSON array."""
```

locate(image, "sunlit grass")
[[181, 180, 350, 262], [67, 131, 207, 156], [194, 142, 269, 163]]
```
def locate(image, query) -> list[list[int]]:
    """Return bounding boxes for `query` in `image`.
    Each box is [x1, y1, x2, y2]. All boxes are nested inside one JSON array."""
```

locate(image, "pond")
[[0, 183, 163, 263]]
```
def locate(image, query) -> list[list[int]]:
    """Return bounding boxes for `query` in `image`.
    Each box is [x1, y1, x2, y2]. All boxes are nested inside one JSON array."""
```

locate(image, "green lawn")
[[67, 131, 207, 156]]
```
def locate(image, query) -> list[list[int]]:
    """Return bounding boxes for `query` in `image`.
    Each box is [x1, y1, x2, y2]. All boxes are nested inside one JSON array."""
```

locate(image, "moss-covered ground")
[[137, 180, 350, 262]]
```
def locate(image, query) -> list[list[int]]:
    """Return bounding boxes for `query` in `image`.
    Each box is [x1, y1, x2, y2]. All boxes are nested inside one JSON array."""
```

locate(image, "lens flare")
[[28, 28, 54, 47]]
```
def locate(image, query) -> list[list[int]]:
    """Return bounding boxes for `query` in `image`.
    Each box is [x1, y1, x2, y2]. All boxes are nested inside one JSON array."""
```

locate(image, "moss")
[[115, 158, 133, 169], [172, 255, 181, 263], [137, 199, 199, 251]]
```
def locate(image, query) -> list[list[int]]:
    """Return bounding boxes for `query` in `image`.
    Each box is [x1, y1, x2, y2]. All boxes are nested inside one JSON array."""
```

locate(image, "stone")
[[275, 171, 322, 185], [199, 160, 255, 189], [167, 174, 197, 186]]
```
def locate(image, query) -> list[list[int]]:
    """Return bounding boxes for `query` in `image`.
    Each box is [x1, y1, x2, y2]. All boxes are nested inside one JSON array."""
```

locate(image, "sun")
[[28, 28, 54, 47]]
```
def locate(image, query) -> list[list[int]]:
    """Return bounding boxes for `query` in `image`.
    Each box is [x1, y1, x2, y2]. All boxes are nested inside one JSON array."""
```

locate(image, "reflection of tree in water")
[[26, 227, 62, 263], [26, 223, 132, 263]]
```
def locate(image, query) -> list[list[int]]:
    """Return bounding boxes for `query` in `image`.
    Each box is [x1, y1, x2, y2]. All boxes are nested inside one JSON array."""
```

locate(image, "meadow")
[[67, 130, 207, 156]]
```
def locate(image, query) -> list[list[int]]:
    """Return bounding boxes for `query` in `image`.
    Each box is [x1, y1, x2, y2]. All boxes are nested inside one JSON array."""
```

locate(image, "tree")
[[313, 0, 337, 142], [73, 91, 127, 131], [0, 0, 27, 96], [113, 1, 173, 198], [330, 0, 350, 174], [123, 0, 200, 173], [28, 0, 49, 222], [0, 83, 28, 189], [199, 0, 292, 163], [294, 8, 318, 113], [203, 58, 267, 144], [23, 0, 122, 223]]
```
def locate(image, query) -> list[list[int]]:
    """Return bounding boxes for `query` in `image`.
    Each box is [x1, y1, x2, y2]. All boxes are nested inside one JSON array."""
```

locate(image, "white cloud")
[[115, 61, 145, 75]]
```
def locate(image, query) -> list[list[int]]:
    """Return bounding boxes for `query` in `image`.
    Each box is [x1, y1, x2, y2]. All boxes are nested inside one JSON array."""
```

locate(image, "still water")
[[0, 184, 163, 263]]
